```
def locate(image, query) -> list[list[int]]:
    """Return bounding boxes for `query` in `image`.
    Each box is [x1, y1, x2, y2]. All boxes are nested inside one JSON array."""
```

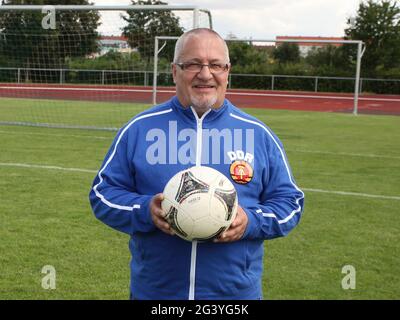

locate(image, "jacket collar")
[[171, 96, 229, 123]]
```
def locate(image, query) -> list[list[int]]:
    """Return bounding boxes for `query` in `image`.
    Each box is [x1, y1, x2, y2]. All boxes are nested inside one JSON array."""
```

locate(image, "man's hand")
[[214, 206, 248, 243], [150, 193, 175, 236]]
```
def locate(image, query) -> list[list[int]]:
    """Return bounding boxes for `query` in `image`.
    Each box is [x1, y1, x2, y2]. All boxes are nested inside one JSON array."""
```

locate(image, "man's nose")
[[196, 64, 213, 80]]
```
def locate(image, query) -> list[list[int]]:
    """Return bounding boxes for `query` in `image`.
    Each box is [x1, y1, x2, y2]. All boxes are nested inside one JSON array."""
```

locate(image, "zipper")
[[188, 107, 211, 300], [192, 107, 211, 167]]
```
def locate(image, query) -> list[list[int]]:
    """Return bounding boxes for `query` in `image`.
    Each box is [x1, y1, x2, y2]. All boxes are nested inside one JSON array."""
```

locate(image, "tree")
[[122, 0, 184, 62], [227, 42, 268, 69], [0, 0, 100, 70], [305, 45, 352, 75], [272, 42, 300, 64], [345, 0, 400, 74]]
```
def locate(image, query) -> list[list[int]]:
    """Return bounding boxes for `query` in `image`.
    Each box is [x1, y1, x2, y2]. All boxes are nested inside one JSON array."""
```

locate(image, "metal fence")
[[1, 67, 399, 94]]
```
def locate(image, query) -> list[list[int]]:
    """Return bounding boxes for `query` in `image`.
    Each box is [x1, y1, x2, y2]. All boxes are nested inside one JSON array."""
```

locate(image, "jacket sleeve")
[[89, 127, 156, 235], [242, 130, 304, 240]]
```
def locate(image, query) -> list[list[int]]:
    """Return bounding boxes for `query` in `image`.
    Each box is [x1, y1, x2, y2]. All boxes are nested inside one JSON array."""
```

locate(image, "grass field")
[[0, 98, 399, 300], [0, 97, 145, 129]]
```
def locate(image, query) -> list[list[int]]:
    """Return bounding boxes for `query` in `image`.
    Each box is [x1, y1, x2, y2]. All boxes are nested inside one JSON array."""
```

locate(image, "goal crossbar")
[[0, 5, 212, 29], [0, 5, 211, 12]]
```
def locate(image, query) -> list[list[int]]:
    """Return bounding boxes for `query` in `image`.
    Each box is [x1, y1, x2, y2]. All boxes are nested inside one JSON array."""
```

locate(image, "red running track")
[[0, 83, 399, 115]]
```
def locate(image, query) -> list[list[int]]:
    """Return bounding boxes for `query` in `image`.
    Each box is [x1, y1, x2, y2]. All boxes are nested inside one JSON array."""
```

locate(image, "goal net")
[[0, 5, 212, 130], [153, 36, 364, 115]]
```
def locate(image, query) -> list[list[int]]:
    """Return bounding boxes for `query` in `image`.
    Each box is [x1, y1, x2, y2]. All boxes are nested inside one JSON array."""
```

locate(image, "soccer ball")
[[161, 166, 238, 242]]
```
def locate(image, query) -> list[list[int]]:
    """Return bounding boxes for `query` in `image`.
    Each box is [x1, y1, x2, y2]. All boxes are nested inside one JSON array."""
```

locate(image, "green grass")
[[0, 98, 399, 299], [0, 97, 146, 129]]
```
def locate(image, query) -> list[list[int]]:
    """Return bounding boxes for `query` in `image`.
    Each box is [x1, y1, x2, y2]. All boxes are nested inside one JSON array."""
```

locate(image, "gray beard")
[[190, 95, 218, 113]]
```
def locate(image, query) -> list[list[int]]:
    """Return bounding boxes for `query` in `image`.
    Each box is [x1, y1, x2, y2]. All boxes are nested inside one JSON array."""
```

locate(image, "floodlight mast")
[[154, 37, 365, 115]]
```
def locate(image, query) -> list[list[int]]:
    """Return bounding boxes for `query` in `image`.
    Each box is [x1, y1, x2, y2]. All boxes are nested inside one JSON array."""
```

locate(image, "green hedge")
[[1, 53, 399, 94]]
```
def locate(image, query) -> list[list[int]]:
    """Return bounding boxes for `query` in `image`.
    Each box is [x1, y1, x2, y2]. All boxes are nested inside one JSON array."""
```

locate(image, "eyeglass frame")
[[174, 62, 230, 74]]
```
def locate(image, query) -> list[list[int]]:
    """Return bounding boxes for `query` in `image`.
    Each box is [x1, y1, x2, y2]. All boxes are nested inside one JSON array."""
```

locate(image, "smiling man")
[[90, 28, 304, 300], [172, 29, 230, 116]]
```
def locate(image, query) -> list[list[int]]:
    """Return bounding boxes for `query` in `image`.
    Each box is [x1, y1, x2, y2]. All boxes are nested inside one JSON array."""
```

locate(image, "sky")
[[93, 0, 362, 39]]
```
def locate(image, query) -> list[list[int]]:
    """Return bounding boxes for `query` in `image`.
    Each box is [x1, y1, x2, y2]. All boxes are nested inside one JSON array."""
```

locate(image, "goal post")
[[0, 5, 212, 130], [153, 36, 365, 115], [0, 5, 212, 29]]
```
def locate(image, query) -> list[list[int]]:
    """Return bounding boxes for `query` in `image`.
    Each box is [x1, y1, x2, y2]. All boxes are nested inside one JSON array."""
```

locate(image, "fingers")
[[153, 214, 175, 236], [151, 199, 247, 241], [214, 227, 242, 243], [150, 193, 175, 236], [152, 193, 164, 206], [214, 206, 248, 243], [155, 218, 175, 236]]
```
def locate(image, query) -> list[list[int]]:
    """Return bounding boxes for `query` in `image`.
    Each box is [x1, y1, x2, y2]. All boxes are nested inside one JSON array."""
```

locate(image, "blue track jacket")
[[89, 96, 304, 300]]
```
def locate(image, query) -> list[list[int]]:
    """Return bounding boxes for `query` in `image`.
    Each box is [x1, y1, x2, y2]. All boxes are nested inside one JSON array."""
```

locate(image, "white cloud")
[[93, 0, 361, 39], [169, 0, 360, 38]]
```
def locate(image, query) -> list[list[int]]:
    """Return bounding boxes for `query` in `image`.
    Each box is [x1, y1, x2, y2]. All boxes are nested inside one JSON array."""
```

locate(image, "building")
[[97, 35, 135, 56], [276, 36, 344, 56]]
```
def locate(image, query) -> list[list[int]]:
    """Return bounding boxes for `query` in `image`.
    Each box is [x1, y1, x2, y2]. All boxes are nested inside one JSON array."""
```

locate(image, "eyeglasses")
[[175, 62, 230, 74]]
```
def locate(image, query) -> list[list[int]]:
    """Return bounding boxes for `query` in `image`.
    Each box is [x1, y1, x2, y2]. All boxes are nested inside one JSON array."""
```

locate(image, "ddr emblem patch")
[[229, 160, 253, 184]]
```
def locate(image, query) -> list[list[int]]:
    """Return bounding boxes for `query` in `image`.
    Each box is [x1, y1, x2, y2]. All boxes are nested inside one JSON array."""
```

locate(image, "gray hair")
[[173, 28, 230, 63]]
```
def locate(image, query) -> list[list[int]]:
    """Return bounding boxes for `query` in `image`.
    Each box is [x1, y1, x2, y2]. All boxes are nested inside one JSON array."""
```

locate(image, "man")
[[89, 28, 304, 300]]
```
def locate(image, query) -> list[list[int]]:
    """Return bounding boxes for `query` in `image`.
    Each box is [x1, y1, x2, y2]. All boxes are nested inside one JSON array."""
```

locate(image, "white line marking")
[[0, 162, 96, 173], [303, 188, 400, 201], [0, 162, 399, 201], [0, 85, 176, 95], [0, 86, 156, 93], [225, 91, 400, 102], [0, 130, 111, 140], [287, 149, 400, 160], [1, 85, 399, 102]]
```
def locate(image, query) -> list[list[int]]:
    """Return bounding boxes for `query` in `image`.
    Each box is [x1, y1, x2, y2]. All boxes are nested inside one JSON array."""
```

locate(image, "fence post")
[[144, 71, 148, 86], [102, 70, 105, 85], [17, 68, 21, 83], [315, 77, 318, 92], [271, 75, 275, 90]]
